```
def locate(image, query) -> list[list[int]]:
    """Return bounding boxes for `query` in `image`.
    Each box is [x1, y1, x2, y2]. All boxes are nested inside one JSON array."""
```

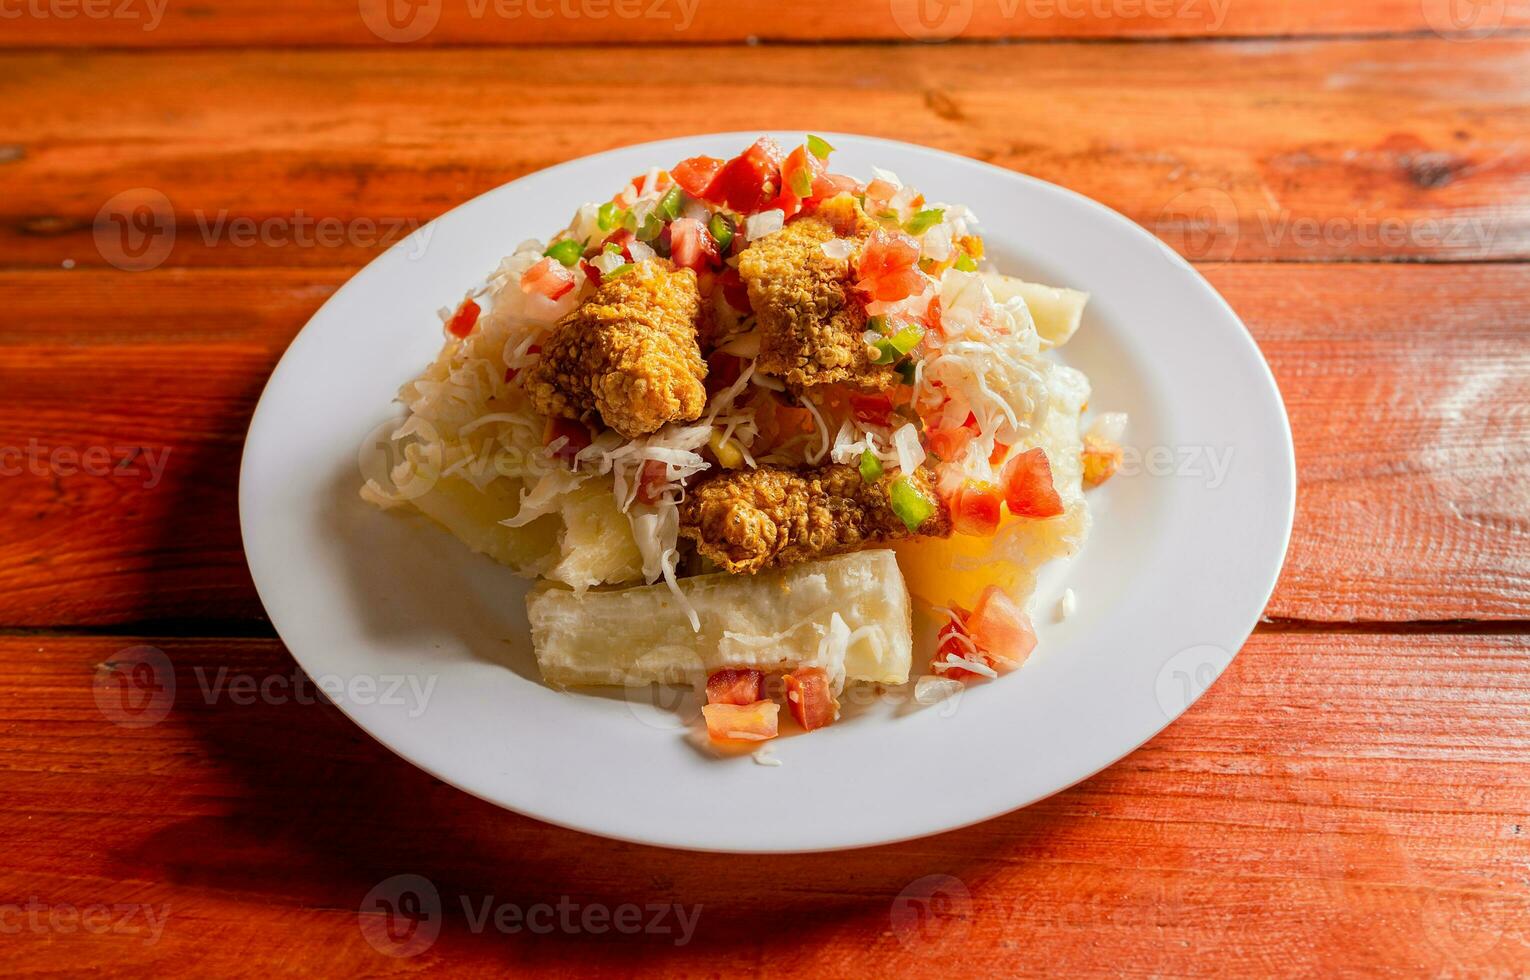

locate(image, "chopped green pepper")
[[867, 314, 890, 335], [788, 165, 813, 198], [806, 135, 835, 160], [859, 449, 883, 484], [954, 254, 979, 272], [889, 476, 935, 532], [656, 185, 684, 222], [634, 211, 664, 242], [597, 201, 625, 232], [708, 212, 735, 252], [873, 321, 925, 363], [905, 208, 945, 235], [605, 262, 635, 278], [544, 238, 583, 267], [895, 360, 918, 385]]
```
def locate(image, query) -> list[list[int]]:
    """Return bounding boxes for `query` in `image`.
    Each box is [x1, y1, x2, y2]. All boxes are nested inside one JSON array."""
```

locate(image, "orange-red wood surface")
[[3, 4, 1527, 975]]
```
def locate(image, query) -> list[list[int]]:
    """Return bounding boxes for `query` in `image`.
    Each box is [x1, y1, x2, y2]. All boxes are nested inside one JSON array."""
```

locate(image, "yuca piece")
[[526, 550, 912, 688], [984, 272, 1088, 348]]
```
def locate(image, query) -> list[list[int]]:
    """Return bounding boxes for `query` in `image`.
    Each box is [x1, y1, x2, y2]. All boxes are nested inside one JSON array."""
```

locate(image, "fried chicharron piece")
[[736, 197, 896, 392], [525, 261, 707, 439], [678, 462, 951, 575]]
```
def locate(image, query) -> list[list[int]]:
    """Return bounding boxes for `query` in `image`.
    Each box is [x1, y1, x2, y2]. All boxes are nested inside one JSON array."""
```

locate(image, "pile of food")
[[362, 136, 1123, 745]]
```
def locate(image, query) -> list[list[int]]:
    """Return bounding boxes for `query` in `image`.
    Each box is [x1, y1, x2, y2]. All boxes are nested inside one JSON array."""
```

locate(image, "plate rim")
[[239, 131, 1296, 853]]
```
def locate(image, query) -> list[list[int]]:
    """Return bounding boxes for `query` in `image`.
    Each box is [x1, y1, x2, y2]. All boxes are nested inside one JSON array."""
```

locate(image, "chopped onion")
[[914, 675, 964, 705], [627, 240, 657, 264], [1087, 412, 1128, 443], [891, 423, 926, 475], [820, 238, 856, 261], [743, 209, 784, 242]]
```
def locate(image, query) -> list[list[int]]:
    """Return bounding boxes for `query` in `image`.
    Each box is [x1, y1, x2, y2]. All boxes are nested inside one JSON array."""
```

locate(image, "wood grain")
[[0, 630, 1524, 975], [3, 40, 1528, 268], [7, 0, 1524, 46], [0, 263, 1524, 628]]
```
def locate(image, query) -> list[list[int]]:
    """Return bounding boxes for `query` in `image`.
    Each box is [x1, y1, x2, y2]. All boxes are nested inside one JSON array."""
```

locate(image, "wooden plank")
[[0, 631, 1525, 974], [0, 263, 1524, 627], [5, 0, 1524, 47], [2, 40, 1528, 267]]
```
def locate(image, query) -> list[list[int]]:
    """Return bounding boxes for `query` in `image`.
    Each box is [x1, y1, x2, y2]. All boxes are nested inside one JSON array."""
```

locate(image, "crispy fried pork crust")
[[525, 261, 708, 439], [736, 197, 897, 392], [678, 462, 951, 574]]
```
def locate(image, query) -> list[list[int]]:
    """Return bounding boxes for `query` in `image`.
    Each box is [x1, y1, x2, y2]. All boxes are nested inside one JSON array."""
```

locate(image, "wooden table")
[[4, 2, 1528, 975]]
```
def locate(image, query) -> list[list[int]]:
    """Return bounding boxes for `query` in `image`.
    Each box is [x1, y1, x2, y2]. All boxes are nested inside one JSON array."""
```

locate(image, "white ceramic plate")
[[240, 133, 1294, 853]]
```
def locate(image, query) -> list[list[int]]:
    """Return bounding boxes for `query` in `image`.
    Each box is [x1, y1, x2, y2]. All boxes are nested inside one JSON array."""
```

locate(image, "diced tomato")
[[850, 392, 894, 428], [989, 441, 1008, 466], [703, 138, 783, 214], [580, 258, 602, 287], [967, 585, 1037, 666], [668, 217, 719, 271], [445, 297, 480, 339], [926, 295, 944, 335], [720, 268, 752, 312], [864, 177, 899, 208], [769, 145, 827, 218], [600, 228, 636, 260], [504, 343, 541, 383], [705, 668, 764, 706], [636, 458, 669, 505], [625, 170, 671, 196], [1001, 447, 1065, 518], [701, 700, 779, 742], [855, 228, 926, 303], [671, 155, 725, 197], [925, 426, 974, 462], [705, 350, 743, 396], [520, 257, 575, 301], [812, 172, 861, 199], [951, 480, 1002, 536], [543, 417, 591, 464], [782, 667, 838, 732]]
